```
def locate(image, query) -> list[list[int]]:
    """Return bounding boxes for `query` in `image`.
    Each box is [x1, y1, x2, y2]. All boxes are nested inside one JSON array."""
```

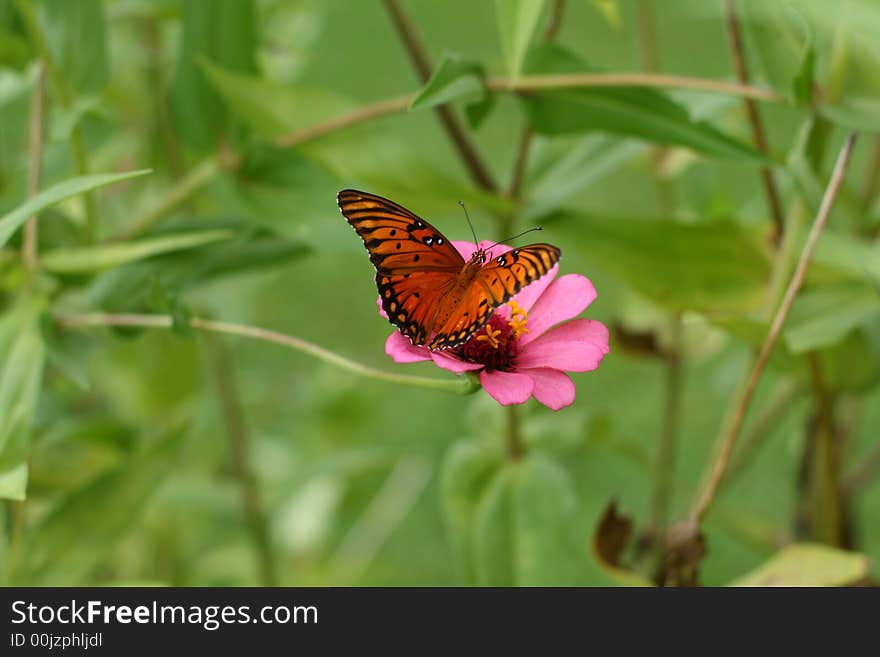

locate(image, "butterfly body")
[[338, 189, 560, 350]]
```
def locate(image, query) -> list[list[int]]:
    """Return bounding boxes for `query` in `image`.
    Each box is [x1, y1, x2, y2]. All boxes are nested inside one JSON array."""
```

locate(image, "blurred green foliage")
[[1, 0, 879, 586]]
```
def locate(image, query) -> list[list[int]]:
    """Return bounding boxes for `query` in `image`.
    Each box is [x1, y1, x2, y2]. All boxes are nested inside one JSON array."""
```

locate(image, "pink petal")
[[516, 319, 610, 372], [524, 368, 576, 411], [376, 295, 388, 319], [479, 370, 534, 406], [510, 263, 560, 314], [519, 274, 597, 345], [385, 332, 431, 363], [430, 350, 484, 373], [452, 240, 479, 259]]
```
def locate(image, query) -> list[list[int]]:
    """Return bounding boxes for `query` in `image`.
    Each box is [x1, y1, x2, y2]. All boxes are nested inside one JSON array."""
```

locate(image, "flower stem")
[[16, 0, 98, 241], [56, 312, 477, 395], [689, 133, 857, 526], [208, 337, 278, 586]]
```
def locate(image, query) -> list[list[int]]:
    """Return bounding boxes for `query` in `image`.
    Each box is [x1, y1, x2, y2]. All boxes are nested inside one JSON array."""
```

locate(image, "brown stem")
[[23, 64, 45, 285], [492, 73, 782, 102], [649, 317, 682, 534], [689, 133, 857, 526], [722, 0, 784, 245], [119, 71, 785, 240], [805, 352, 843, 546], [275, 94, 412, 149], [636, 0, 676, 216], [382, 0, 497, 193], [208, 337, 277, 586]]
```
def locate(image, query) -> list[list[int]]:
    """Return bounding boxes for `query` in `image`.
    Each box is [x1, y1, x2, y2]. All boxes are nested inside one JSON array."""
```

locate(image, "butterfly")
[[337, 189, 561, 351]]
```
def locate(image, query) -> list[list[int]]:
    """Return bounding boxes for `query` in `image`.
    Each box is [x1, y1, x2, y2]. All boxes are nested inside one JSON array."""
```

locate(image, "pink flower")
[[382, 240, 610, 410]]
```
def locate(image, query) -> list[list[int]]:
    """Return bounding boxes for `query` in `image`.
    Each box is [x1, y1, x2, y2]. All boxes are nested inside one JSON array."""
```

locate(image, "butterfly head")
[[469, 247, 488, 266]]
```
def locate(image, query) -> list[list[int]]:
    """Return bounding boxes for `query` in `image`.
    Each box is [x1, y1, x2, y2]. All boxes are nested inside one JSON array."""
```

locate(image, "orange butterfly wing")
[[428, 244, 561, 350], [337, 189, 464, 345], [338, 189, 562, 351]]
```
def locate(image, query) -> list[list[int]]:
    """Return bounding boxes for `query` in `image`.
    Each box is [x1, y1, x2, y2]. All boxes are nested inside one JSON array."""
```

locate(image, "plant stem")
[[721, 0, 784, 245], [56, 313, 477, 395], [649, 317, 682, 534], [382, 0, 497, 193], [208, 337, 278, 586], [690, 133, 857, 526], [636, 0, 677, 216], [23, 64, 45, 287], [805, 352, 843, 546], [16, 0, 98, 241], [275, 94, 413, 149], [490, 72, 783, 102], [116, 72, 784, 243]]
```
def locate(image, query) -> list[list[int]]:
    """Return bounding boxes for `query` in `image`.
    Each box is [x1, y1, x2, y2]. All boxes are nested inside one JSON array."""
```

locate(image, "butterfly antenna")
[[488, 226, 543, 250], [458, 201, 480, 244]]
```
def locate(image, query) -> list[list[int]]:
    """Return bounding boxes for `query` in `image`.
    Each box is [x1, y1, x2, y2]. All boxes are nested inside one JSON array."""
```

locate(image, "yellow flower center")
[[474, 301, 529, 350], [507, 301, 529, 339], [476, 326, 501, 349]]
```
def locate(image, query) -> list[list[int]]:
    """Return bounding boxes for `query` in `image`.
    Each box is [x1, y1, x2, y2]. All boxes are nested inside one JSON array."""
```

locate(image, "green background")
[[0, 0, 878, 586]]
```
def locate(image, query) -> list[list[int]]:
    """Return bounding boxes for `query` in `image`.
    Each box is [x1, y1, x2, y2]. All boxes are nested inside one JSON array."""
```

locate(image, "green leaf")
[[740, 0, 813, 100], [523, 135, 643, 221], [519, 44, 765, 161], [87, 228, 311, 312], [0, 169, 151, 248], [589, 0, 621, 29], [18, 427, 185, 585], [730, 543, 868, 586], [201, 60, 350, 140], [440, 440, 503, 584], [410, 54, 486, 111], [785, 118, 826, 216], [552, 212, 772, 313], [40, 229, 232, 274], [473, 457, 584, 586], [169, 0, 258, 150], [44, 0, 109, 93], [812, 231, 880, 284], [494, 0, 546, 82], [0, 299, 45, 500], [819, 98, 880, 133], [792, 45, 815, 104], [784, 282, 880, 353]]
